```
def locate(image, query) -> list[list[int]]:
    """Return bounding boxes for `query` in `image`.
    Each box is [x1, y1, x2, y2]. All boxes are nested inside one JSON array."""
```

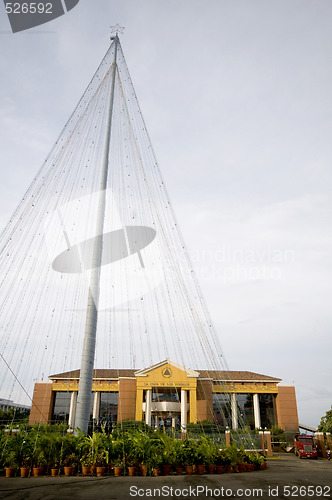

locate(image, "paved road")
[[0, 454, 331, 499]]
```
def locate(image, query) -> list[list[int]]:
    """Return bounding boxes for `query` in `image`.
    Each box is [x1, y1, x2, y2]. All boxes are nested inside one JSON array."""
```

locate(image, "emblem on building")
[[162, 367, 172, 378]]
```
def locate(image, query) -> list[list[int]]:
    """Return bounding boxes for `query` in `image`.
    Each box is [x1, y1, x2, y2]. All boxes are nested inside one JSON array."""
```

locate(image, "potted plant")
[[125, 454, 138, 476], [182, 440, 196, 475], [172, 440, 185, 475], [63, 453, 79, 476], [237, 446, 248, 472], [80, 454, 93, 475], [215, 449, 225, 474], [195, 438, 209, 474], [150, 454, 163, 477], [225, 444, 240, 472], [33, 451, 47, 476], [113, 457, 124, 477], [5, 451, 18, 477], [20, 456, 31, 478], [95, 451, 108, 476]]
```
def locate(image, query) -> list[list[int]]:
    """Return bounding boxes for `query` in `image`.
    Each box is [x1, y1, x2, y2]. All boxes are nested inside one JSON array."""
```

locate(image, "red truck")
[[294, 434, 318, 459]]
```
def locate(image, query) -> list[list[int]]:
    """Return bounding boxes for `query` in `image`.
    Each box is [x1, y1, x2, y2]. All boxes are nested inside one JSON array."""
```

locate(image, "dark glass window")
[[259, 394, 276, 428], [236, 393, 255, 429], [213, 393, 231, 427], [51, 391, 71, 422], [151, 389, 179, 402], [99, 392, 118, 427]]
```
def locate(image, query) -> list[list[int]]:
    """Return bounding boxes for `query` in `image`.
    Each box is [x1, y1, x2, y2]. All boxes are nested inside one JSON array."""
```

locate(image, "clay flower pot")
[[64, 466, 75, 476], [175, 467, 183, 475], [216, 465, 224, 474], [207, 465, 215, 474], [139, 464, 148, 476], [81, 466, 91, 476], [51, 468, 59, 477], [153, 468, 161, 476], [238, 463, 246, 473], [5, 467, 15, 478], [128, 466, 136, 476], [162, 464, 172, 476], [185, 465, 193, 475], [33, 467, 43, 477], [96, 466, 106, 477], [197, 464, 206, 475], [114, 466, 123, 477], [20, 467, 30, 478]]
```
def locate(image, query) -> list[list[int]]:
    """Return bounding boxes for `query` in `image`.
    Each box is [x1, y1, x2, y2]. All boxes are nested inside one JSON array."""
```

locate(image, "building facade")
[[29, 359, 299, 433], [0, 398, 30, 413]]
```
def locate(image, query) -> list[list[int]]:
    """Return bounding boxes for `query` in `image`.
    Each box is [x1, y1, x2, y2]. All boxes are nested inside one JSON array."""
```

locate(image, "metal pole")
[[74, 36, 119, 433]]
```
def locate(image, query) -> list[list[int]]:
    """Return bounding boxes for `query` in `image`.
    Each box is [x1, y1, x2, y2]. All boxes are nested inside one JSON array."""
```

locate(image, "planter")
[[238, 463, 246, 473], [96, 466, 106, 477], [175, 467, 183, 475], [33, 467, 43, 477], [64, 466, 75, 476], [207, 465, 215, 474], [128, 466, 136, 477], [153, 468, 161, 477], [139, 465, 148, 476], [216, 465, 224, 474], [185, 465, 193, 475], [82, 466, 91, 476], [197, 464, 206, 475], [51, 468, 60, 477], [260, 462, 267, 470], [5, 468, 15, 478], [162, 464, 172, 476], [20, 467, 30, 478], [232, 465, 239, 473], [114, 466, 123, 477], [225, 465, 232, 473]]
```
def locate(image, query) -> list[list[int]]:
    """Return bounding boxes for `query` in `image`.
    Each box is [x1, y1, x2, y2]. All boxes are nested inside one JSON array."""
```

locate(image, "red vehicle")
[[294, 434, 317, 459]]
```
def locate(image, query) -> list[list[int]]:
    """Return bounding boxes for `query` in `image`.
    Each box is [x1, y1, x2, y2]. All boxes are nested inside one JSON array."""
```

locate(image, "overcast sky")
[[0, 0, 331, 428]]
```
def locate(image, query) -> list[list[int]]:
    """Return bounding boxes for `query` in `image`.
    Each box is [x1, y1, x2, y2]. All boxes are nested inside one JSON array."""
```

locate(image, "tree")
[[318, 406, 332, 433]]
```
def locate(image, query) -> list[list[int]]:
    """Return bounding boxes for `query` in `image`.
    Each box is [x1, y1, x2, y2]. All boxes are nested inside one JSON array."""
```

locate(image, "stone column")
[[68, 392, 77, 429], [315, 432, 327, 458], [135, 389, 144, 421], [189, 389, 197, 423], [253, 394, 261, 429], [92, 391, 100, 422], [326, 432, 332, 452], [264, 430, 273, 457], [259, 430, 265, 455], [231, 393, 238, 430], [225, 428, 231, 447], [181, 389, 187, 437], [145, 389, 152, 426]]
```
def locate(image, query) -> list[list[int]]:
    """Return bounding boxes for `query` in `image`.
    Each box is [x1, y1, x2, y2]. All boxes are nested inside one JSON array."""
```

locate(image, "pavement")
[[0, 454, 331, 500]]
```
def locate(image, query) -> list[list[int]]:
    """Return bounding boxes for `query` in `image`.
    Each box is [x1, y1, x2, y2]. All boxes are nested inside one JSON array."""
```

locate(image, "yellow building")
[[29, 359, 299, 433]]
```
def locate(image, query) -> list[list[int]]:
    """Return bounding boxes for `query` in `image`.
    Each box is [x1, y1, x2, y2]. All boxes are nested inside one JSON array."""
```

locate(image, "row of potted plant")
[[1, 423, 266, 477]]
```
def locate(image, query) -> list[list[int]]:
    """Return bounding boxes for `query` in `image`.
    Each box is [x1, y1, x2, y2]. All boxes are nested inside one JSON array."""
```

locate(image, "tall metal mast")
[[74, 35, 119, 433]]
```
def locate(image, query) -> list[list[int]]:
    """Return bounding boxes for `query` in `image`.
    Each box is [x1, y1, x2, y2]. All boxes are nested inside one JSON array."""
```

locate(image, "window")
[[236, 394, 254, 429], [213, 393, 231, 428], [99, 392, 118, 427], [151, 388, 180, 403], [259, 393, 276, 428], [51, 392, 71, 422]]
